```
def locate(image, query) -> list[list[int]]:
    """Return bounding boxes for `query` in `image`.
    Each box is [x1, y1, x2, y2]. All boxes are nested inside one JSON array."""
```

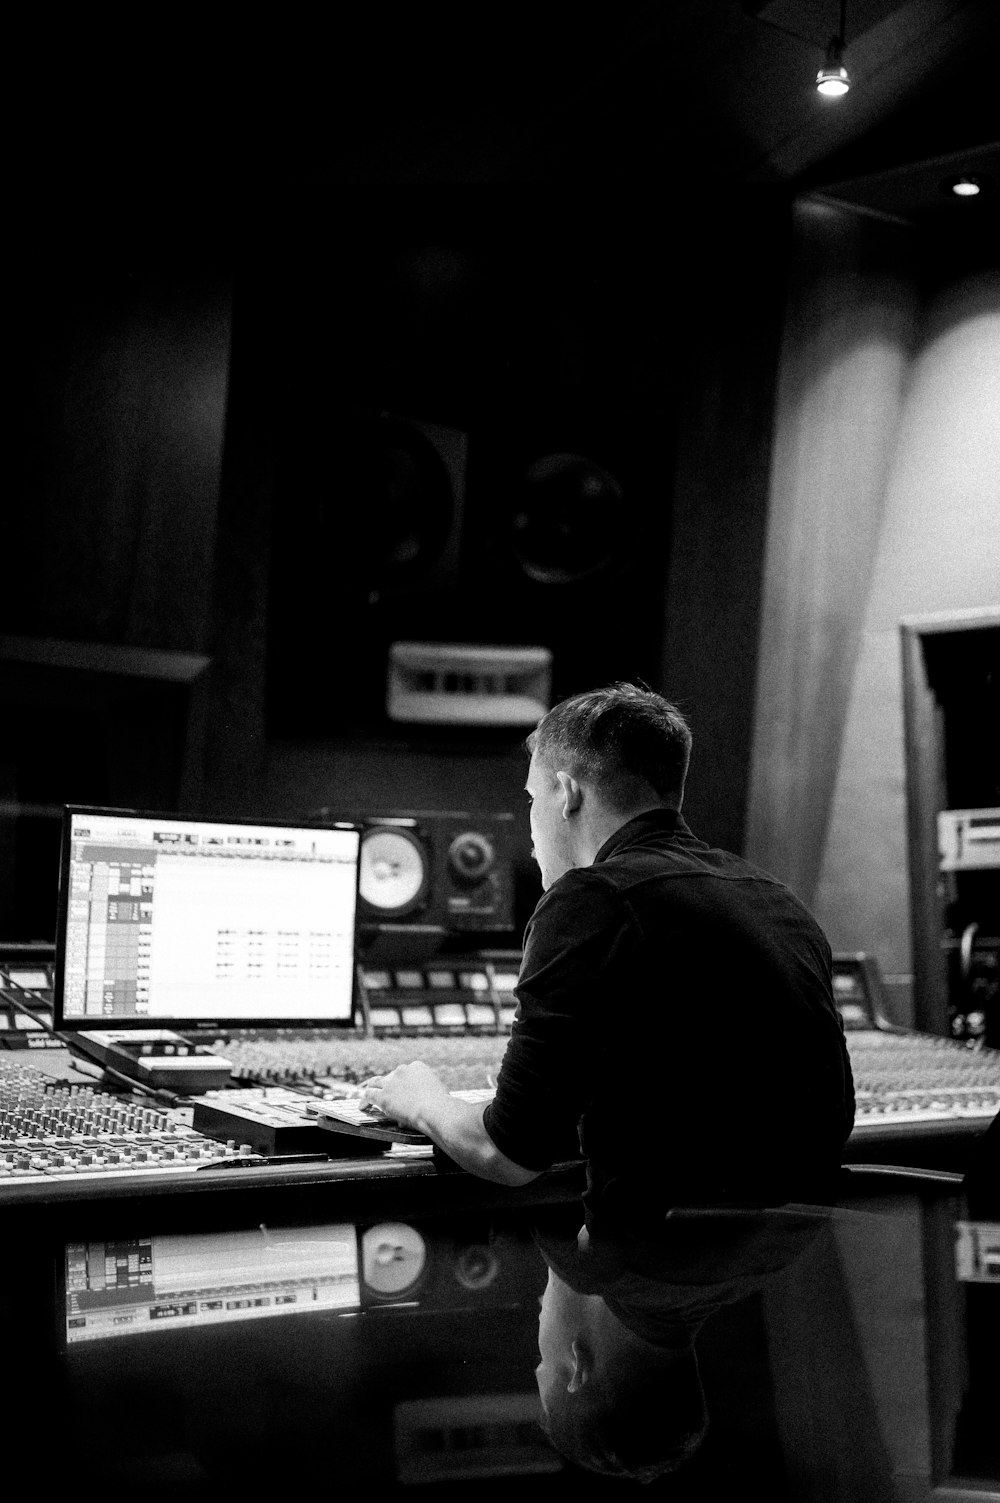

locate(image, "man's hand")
[[361, 1061, 540, 1186], [361, 1060, 450, 1133]]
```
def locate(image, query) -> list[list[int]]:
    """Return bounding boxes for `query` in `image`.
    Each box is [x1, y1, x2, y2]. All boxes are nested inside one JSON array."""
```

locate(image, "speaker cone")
[[327, 412, 456, 595], [359, 827, 429, 916], [447, 831, 495, 884], [361, 1223, 427, 1297], [508, 451, 627, 584]]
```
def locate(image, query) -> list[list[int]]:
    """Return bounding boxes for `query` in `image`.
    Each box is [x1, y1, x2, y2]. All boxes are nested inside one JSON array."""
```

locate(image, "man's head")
[[535, 1268, 709, 1482], [524, 683, 692, 889]]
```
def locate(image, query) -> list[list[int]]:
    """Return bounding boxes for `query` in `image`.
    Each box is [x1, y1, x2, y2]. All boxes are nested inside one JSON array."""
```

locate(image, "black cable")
[[1, 983, 60, 1037]]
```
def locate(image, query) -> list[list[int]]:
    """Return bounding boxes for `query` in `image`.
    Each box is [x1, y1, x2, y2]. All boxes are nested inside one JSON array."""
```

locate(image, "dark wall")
[[5, 188, 790, 937], [205, 187, 791, 927], [660, 192, 791, 856], [2, 236, 232, 939], [248, 189, 680, 732], [7, 253, 231, 652]]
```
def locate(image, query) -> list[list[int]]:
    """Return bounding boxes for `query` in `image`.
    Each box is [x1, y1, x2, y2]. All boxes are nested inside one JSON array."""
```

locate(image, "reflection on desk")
[[3, 1181, 997, 1502]]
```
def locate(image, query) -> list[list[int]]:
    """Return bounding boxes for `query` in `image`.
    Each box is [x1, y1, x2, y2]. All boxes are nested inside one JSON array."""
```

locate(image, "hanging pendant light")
[[816, 1, 851, 97]]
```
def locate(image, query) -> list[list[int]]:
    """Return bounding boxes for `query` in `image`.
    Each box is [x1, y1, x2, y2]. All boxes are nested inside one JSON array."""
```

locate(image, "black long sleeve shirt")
[[483, 810, 855, 1234]]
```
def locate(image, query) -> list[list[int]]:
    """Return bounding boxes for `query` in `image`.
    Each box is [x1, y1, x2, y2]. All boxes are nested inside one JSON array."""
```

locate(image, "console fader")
[[0, 1056, 263, 1187]]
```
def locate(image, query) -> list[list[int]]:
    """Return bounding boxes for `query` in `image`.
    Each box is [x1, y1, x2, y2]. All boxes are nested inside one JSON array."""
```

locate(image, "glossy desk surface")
[[4, 1174, 997, 1503], [2, 1023, 998, 1501]]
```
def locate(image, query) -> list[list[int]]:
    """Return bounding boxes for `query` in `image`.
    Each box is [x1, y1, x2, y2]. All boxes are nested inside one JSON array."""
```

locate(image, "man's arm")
[[362, 1061, 541, 1186]]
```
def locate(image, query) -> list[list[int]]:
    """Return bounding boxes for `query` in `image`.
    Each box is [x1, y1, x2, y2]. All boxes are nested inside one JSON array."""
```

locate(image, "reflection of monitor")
[[54, 807, 361, 1031], [64, 1225, 360, 1344]]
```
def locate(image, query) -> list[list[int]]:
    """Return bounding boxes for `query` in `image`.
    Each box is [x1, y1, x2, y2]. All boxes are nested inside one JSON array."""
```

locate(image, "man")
[[362, 683, 855, 1223]]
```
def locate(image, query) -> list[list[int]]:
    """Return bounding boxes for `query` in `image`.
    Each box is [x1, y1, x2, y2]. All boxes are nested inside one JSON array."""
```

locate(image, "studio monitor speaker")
[[263, 207, 674, 737], [267, 409, 468, 736], [268, 419, 669, 736], [357, 1217, 539, 1311], [460, 418, 673, 706], [310, 808, 516, 951]]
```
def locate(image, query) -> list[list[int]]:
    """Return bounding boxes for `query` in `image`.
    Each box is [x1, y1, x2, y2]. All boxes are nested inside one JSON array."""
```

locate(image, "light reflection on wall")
[[814, 271, 1000, 1000], [749, 193, 999, 1023]]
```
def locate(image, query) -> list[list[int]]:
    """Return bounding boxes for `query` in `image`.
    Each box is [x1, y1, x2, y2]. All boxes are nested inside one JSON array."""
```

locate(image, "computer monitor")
[[63, 1225, 362, 1344], [53, 807, 361, 1031]]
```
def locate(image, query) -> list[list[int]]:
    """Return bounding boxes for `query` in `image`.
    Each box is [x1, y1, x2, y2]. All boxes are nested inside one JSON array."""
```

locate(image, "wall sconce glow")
[[816, 37, 850, 97]]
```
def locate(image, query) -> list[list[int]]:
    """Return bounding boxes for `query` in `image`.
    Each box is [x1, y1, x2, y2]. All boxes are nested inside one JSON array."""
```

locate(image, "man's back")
[[484, 810, 855, 1230]]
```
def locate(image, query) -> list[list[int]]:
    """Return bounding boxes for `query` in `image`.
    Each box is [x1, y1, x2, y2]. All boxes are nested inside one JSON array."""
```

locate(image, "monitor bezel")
[[53, 804, 362, 1034]]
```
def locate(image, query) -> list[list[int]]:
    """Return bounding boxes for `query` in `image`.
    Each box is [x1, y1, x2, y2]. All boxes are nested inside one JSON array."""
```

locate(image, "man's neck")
[[576, 800, 677, 867]]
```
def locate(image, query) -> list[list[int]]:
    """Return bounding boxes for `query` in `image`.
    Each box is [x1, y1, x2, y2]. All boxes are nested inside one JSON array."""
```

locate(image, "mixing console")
[[846, 1030, 1000, 1128], [0, 1057, 262, 1185], [2, 946, 1000, 1201], [158, 1025, 1000, 1135], [220, 1029, 511, 1091]]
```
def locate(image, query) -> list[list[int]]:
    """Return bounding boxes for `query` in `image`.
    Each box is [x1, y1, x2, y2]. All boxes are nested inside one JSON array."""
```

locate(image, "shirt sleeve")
[[482, 868, 636, 1171]]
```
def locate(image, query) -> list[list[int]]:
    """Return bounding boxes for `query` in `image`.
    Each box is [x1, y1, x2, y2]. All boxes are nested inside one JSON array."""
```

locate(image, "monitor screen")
[[54, 808, 361, 1030], [64, 1225, 361, 1344]]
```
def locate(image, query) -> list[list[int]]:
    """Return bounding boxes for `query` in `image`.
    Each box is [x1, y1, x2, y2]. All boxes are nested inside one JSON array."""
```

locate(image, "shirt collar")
[[593, 807, 687, 865]]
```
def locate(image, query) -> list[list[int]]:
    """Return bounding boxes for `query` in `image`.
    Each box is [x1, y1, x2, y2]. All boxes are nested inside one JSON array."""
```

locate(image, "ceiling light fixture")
[[816, 0, 850, 97], [946, 176, 982, 198]]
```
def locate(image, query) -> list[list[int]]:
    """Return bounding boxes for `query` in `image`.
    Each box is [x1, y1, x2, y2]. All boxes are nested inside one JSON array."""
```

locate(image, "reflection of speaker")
[[360, 1222, 429, 1301], [357, 1218, 543, 1313]]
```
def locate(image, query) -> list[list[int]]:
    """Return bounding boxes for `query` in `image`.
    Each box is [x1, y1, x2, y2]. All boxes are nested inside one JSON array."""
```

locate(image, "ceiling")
[[14, 0, 1000, 225]]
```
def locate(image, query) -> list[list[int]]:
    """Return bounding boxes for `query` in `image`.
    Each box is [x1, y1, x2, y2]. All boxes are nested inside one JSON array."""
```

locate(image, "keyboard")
[[316, 1087, 496, 1145]]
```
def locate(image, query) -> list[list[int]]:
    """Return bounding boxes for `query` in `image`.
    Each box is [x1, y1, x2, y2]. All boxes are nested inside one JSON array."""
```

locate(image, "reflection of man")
[[533, 1205, 829, 1481], [535, 1256, 709, 1481], [364, 684, 855, 1220]]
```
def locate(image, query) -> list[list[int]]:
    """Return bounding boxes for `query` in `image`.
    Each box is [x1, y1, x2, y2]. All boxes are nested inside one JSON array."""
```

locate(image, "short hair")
[[526, 683, 692, 812], [539, 1346, 709, 1483]]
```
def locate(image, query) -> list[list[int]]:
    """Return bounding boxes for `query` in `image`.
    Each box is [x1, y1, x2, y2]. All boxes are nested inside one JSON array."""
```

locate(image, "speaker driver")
[[331, 411, 457, 596], [360, 1223, 428, 1298], [509, 452, 628, 584], [358, 827, 429, 916], [447, 831, 495, 884], [452, 1244, 500, 1291]]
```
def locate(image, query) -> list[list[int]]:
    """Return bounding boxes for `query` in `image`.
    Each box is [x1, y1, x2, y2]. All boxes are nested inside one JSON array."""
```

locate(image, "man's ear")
[[568, 1337, 593, 1393], [555, 771, 582, 820]]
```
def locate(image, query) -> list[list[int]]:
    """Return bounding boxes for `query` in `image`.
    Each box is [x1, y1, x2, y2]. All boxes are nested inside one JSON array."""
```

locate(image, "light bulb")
[[817, 37, 850, 97]]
